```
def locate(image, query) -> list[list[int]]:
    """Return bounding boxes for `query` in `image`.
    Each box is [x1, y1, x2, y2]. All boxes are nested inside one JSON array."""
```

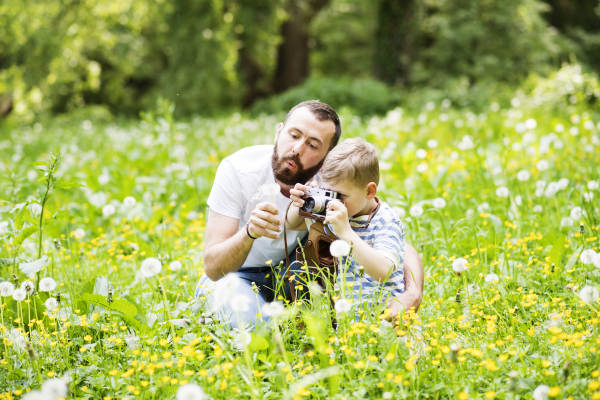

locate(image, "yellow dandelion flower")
[[458, 392, 469, 400], [405, 361, 414, 371], [548, 386, 560, 397], [485, 391, 495, 399]]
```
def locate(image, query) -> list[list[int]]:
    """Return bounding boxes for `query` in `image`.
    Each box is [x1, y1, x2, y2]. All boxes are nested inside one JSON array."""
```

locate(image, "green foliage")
[[251, 76, 402, 116]]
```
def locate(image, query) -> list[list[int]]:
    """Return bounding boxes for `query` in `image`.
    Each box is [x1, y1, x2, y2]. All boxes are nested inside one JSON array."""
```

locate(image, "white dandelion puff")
[[330, 240, 351, 257], [452, 258, 469, 273], [125, 335, 140, 350], [570, 207, 582, 220], [517, 170, 530, 182], [39, 277, 57, 292], [232, 328, 252, 350], [485, 273, 499, 283], [0, 282, 15, 297], [230, 295, 251, 313], [140, 257, 162, 278], [0, 221, 8, 235], [22, 391, 47, 400], [578, 286, 599, 304], [532, 384, 549, 400], [123, 196, 137, 207], [533, 205, 543, 213], [588, 181, 599, 191], [262, 301, 284, 318], [392, 207, 406, 219], [432, 197, 446, 209], [45, 297, 59, 310], [560, 217, 574, 227], [581, 249, 597, 265], [12, 288, 26, 301], [21, 280, 36, 294], [496, 186, 510, 198], [176, 383, 208, 400], [410, 204, 424, 217], [536, 160, 549, 171], [262, 183, 281, 196], [73, 228, 86, 239], [335, 298, 352, 314], [102, 204, 116, 218], [169, 260, 183, 271], [42, 377, 68, 399]]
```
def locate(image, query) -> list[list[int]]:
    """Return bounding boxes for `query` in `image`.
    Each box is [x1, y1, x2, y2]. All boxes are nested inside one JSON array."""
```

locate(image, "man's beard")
[[271, 142, 324, 186]]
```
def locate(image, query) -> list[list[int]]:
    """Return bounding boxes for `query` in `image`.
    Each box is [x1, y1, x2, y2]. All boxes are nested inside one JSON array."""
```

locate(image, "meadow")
[[0, 64, 599, 399]]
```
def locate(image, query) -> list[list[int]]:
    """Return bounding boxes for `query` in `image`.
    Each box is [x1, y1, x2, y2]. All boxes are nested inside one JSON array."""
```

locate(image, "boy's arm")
[[286, 182, 315, 231], [386, 243, 424, 317], [325, 200, 397, 282]]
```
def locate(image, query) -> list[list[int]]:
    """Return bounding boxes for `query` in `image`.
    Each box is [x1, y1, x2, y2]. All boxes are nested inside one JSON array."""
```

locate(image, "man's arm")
[[203, 203, 282, 281], [386, 243, 424, 317]]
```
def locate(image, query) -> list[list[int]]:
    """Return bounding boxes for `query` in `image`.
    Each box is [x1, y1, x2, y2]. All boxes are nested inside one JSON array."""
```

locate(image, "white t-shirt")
[[207, 145, 309, 269]]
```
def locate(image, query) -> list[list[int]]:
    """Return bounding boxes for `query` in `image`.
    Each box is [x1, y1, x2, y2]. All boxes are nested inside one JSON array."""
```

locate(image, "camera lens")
[[303, 197, 316, 212]]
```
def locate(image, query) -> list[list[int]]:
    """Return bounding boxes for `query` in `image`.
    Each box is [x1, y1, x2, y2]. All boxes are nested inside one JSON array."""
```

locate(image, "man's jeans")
[[195, 238, 308, 329]]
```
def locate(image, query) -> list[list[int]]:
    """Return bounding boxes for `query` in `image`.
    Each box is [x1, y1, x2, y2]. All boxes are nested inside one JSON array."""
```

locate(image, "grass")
[[1, 65, 600, 399]]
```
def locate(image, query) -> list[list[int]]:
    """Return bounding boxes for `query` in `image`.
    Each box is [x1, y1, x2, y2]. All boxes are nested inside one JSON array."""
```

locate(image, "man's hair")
[[283, 100, 342, 150], [321, 138, 380, 187]]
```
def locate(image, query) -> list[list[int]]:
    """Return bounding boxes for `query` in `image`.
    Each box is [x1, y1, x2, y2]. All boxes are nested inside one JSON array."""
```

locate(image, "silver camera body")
[[300, 187, 341, 219]]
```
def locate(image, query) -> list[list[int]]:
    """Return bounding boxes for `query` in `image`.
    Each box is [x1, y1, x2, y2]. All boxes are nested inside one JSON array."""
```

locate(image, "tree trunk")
[[272, 0, 330, 94], [374, 0, 418, 87]]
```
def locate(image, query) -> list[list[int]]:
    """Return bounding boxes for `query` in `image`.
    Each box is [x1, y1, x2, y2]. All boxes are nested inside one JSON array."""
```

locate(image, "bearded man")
[[196, 101, 423, 328]]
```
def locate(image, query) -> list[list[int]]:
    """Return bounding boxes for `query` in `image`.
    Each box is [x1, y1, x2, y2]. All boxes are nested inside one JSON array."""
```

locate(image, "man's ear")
[[275, 122, 284, 143], [366, 182, 378, 199]]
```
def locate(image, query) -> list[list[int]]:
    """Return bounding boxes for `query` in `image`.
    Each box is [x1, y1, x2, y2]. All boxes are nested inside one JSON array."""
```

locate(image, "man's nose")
[[292, 140, 304, 156]]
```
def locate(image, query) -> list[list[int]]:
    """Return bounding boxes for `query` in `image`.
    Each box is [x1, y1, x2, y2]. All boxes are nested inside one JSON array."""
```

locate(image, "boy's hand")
[[324, 200, 351, 236], [289, 181, 318, 208]]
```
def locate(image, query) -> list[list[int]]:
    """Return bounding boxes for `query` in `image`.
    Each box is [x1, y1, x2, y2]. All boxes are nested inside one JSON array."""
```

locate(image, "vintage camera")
[[300, 187, 341, 219]]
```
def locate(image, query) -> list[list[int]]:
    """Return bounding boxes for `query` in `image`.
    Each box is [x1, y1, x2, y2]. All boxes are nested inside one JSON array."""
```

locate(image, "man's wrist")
[[246, 221, 259, 240]]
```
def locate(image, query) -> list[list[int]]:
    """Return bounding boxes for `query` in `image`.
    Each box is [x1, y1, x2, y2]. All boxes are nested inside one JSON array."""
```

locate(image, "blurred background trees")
[[1, 0, 599, 121]]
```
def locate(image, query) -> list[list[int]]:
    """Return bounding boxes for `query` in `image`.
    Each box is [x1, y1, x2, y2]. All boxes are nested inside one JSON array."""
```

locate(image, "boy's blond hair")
[[321, 138, 379, 187]]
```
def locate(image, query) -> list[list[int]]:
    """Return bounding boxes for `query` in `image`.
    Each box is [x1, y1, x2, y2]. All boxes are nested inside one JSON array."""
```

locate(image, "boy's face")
[[322, 178, 376, 218]]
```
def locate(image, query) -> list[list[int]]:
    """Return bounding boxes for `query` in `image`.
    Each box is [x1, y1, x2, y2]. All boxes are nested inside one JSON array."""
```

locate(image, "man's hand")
[[324, 200, 351, 237], [385, 289, 423, 321], [248, 202, 282, 240]]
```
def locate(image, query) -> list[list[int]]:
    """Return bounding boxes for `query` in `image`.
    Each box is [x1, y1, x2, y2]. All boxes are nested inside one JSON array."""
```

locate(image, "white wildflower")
[[560, 217, 574, 227], [533, 205, 543, 213], [580, 249, 597, 265], [532, 384, 549, 400], [477, 202, 490, 213], [416, 163, 428, 173], [452, 258, 469, 273], [98, 174, 110, 185], [140, 257, 162, 278], [485, 273, 499, 283], [12, 288, 26, 301], [102, 204, 116, 218], [330, 240, 351, 257], [123, 196, 137, 207], [0, 282, 15, 297], [176, 383, 208, 400], [579, 286, 599, 304], [335, 298, 352, 314], [39, 277, 57, 292], [557, 177, 569, 189], [432, 197, 446, 209], [584, 192, 594, 202], [416, 149, 427, 159], [496, 186, 510, 198], [517, 170, 530, 182], [262, 301, 284, 318], [588, 181, 599, 191], [169, 260, 183, 271], [230, 294, 250, 313], [45, 297, 59, 310], [410, 204, 424, 217], [42, 378, 68, 399]]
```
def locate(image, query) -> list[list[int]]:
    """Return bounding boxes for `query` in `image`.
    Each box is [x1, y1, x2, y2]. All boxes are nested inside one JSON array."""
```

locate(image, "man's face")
[[272, 107, 336, 187]]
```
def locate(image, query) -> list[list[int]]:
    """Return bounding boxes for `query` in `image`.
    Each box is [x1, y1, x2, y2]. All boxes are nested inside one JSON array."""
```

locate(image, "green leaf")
[[78, 293, 139, 330], [565, 245, 584, 271], [56, 180, 86, 189], [248, 334, 269, 352], [28, 161, 48, 167], [14, 226, 38, 248], [548, 235, 566, 269]]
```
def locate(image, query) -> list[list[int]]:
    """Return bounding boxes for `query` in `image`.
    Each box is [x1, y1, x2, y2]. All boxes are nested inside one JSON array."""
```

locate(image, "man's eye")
[[310, 143, 318, 149]]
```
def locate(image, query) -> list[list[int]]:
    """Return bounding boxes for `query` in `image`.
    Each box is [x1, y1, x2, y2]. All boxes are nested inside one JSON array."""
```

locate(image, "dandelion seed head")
[[39, 277, 57, 292], [330, 240, 351, 257], [140, 257, 162, 278]]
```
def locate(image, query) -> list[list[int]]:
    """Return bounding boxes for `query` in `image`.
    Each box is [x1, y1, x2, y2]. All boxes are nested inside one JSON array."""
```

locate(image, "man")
[[197, 101, 423, 328]]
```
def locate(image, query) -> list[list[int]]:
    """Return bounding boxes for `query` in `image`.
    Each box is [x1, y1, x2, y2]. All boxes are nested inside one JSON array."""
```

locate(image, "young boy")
[[286, 138, 405, 305]]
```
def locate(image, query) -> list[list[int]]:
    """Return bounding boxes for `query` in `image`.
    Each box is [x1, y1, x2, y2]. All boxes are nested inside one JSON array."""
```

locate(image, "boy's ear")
[[366, 182, 377, 199]]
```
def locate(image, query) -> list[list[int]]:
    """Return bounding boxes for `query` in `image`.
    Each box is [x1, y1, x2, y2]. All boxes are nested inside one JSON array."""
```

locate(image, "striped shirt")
[[307, 199, 405, 303]]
